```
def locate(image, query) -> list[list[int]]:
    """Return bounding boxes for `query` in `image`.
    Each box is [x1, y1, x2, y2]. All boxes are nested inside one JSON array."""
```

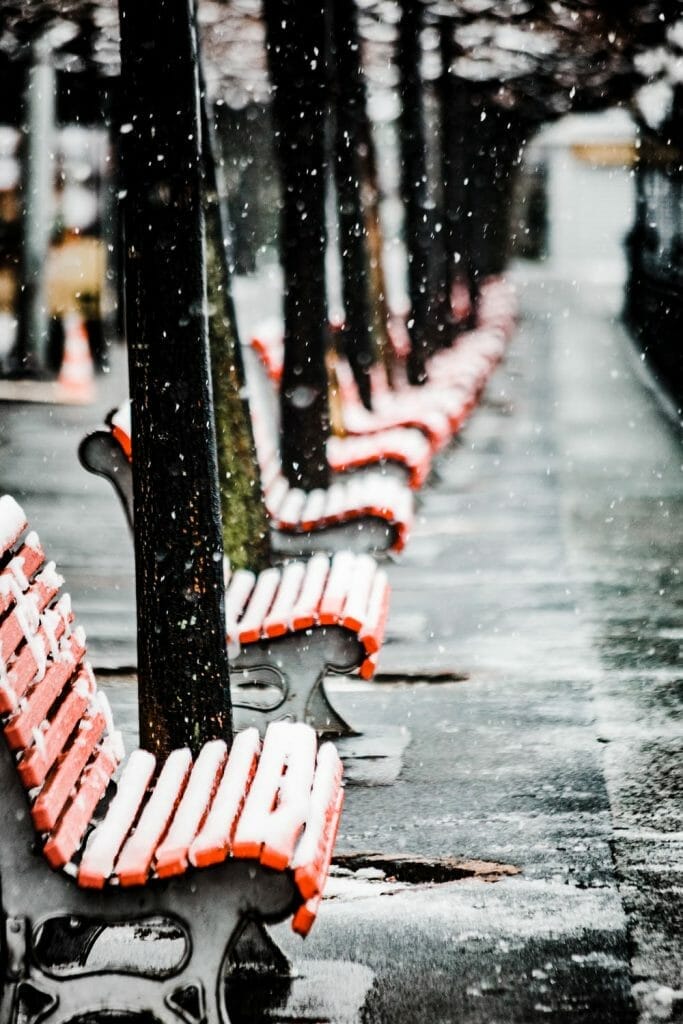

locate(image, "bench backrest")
[[0, 494, 123, 869]]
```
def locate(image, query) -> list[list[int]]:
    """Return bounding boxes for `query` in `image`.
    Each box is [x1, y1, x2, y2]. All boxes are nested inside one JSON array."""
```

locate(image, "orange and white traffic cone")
[[56, 312, 96, 405]]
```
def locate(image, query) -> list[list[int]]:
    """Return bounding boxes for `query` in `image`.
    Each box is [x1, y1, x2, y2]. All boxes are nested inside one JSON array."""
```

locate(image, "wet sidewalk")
[[0, 269, 680, 1022]]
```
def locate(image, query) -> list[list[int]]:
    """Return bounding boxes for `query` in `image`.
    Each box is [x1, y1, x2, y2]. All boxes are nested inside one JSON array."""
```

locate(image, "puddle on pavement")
[[371, 670, 469, 685], [331, 853, 521, 886]]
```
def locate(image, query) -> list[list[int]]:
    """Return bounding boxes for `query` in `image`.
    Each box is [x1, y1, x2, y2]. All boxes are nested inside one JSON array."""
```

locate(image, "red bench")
[[81, 403, 414, 555], [0, 495, 343, 1023], [251, 276, 517, 441], [77, 425, 393, 733]]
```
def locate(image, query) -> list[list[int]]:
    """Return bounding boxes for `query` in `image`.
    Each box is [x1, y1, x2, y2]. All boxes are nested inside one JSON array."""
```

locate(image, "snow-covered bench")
[[0, 495, 343, 1024], [250, 276, 517, 442], [80, 403, 414, 555], [78, 422, 393, 734]]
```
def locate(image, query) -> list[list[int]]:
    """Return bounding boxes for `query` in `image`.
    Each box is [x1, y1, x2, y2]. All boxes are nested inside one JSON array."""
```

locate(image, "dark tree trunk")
[[330, 0, 375, 410], [264, 0, 330, 490], [202, 96, 271, 572], [396, 0, 434, 384], [118, 0, 232, 757], [438, 21, 475, 328], [436, 51, 479, 321], [471, 102, 521, 283]]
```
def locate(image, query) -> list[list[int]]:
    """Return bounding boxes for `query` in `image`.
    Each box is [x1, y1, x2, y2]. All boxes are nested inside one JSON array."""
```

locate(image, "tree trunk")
[[396, 0, 433, 384], [203, 98, 271, 572], [330, 0, 375, 409], [471, 102, 520, 283], [118, 0, 232, 757], [439, 52, 483, 323], [264, 0, 330, 491]]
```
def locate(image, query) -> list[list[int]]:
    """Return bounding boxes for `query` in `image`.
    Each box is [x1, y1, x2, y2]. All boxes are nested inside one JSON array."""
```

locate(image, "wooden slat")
[[318, 552, 355, 625], [32, 712, 107, 833], [189, 728, 261, 868], [264, 476, 288, 517], [0, 495, 28, 558], [5, 632, 86, 750], [339, 555, 376, 633], [225, 570, 256, 643], [18, 665, 92, 789], [115, 748, 192, 886], [263, 562, 306, 638], [290, 554, 330, 631], [292, 742, 343, 899], [299, 489, 327, 532], [237, 568, 281, 644], [154, 739, 227, 877], [0, 564, 63, 666], [276, 488, 307, 528], [0, 600, 73, 714], [232, 722, 316, 871], [78, 749, 156, 888], [358, 569, 390, 656], [0, 538, 45, 618], [43, 744, 118, 869]]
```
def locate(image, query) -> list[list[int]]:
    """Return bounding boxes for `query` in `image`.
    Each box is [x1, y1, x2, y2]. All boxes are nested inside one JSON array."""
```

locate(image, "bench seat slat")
[[358, 569, 390, 656], [18, 666, 94, 789], [225, 570, 256, 643], [232, 722, 315, 869], [291, 784, 344, 937], [263, 561, 306, 638], [31, 711, 107, 833], [292, 742, 343, 898], [5, 631, 86, 750], [299, 489, 327, 532], [339, 555, 377, 632], [43, 743, 118, 868], [0, 537, 45, 618], [264, 476, 288, 517], [0, 495, 28, 559], [237, 568, 281, 644], [318, 552, 356, 625], [189, 728, 260, 867], [0, 565, 63, 667], [1, 597, 73, 713], [276, 488, 307, 527], [78, 749, 157, 888], [154, 739, 227, 878], [290, 554, 330, 631], [115, 747, 192, 886]]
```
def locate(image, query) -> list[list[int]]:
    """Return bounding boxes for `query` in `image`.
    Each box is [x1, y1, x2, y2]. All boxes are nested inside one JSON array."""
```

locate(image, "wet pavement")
[[0, 267, 681, 1022]]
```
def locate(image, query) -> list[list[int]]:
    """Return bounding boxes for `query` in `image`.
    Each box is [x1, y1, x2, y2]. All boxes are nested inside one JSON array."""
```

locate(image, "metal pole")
[[118, 0, 232, 757], [13, 38, 55, 377]]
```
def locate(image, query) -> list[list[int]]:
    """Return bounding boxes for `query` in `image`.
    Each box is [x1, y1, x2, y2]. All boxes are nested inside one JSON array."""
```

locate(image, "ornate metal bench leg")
[[232, 629, 360, 736], [305, 679, 355, 737]]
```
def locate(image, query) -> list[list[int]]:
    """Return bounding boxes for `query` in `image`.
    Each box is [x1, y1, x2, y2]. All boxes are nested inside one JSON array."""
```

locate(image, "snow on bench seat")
[[327, 426, 432, 490], [250, 324, 453, 451], [225, 551, 390, 679], [107, 403, 414, 552], [0, 495, 343, 937]]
